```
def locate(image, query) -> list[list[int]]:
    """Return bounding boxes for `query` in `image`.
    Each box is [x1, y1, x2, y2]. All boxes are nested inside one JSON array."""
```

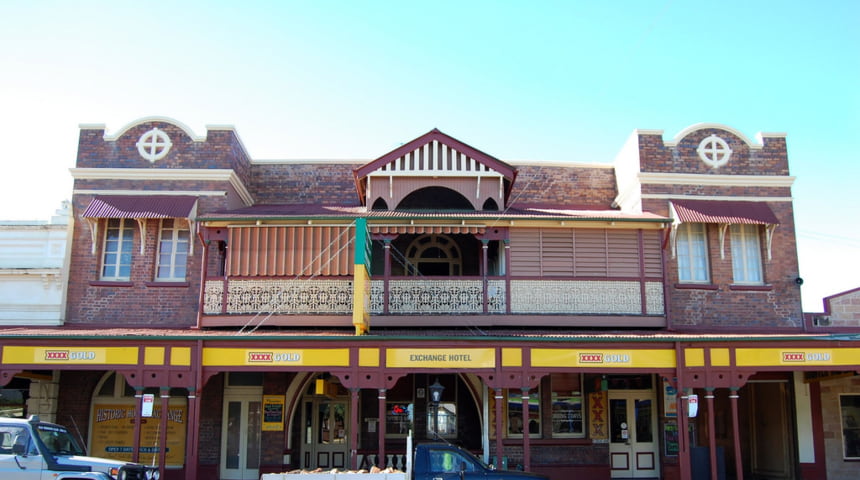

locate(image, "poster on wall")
[[90, 403, 187, 467], [663, 380, 677, 417], [588, 391, 608, 441], [263, 395, 285, 431], [663, 421, 679, 456]]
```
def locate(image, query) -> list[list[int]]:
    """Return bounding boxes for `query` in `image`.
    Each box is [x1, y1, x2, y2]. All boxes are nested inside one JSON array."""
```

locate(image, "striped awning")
[[670, 200, 779, 225], [83, 195, 198, 219], [370, 225, 485, 235]]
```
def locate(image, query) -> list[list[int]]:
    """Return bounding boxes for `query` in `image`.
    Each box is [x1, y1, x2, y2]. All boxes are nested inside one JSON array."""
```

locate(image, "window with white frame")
[[155, 219, 190, 281], [730, 224, 763, 284], [101, 219, 134, 281], [676, 223, 710, 283], [841, 394, 860, 460]]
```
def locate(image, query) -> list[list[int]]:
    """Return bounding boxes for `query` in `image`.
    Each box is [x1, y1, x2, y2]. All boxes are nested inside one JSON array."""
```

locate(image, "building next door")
[[302, 397, 349, 469], [220, 380, 263, 480], [609, 390, 659, 479]]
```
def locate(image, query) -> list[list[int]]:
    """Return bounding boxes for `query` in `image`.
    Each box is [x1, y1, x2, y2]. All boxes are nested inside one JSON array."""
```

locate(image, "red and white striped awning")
[[83, 195, 197, 219], [670, 199, 778, 225]]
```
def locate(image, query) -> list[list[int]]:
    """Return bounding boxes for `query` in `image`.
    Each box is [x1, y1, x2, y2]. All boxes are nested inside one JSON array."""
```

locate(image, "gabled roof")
[[353, 129, 517, 202]]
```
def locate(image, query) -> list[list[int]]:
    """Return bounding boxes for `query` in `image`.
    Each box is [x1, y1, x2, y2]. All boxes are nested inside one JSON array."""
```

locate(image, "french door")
[[302, 398, 349, 469], [609, 390, 659, 478], [220, 391, 262, 480]]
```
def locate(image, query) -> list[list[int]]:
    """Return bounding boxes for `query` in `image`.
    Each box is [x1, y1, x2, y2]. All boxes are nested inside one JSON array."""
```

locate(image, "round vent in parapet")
[[696, 134, 732, 168], [136, 127, 173, 162]]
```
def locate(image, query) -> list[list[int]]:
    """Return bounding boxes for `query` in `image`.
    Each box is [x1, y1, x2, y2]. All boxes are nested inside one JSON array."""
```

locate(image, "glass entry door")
[[609, 391, 659, 478], [220, 392, 262, 480], [302, 398, 348, 469]]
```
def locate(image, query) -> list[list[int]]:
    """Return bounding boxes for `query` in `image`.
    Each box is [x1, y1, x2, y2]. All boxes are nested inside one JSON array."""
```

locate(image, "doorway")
[[302, 398, 349, 469], [609, 390, 659, 479], [220, 385, 262, 480], [743, 380, 796, 480]]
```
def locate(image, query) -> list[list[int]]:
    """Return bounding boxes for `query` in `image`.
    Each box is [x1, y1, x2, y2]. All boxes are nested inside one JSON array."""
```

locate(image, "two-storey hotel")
[[1, 117, 858, 480]]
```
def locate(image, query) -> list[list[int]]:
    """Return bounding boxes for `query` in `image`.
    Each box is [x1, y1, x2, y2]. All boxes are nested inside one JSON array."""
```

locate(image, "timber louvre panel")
[[510, 228, 657, 278], [228, 226, 355, 276]]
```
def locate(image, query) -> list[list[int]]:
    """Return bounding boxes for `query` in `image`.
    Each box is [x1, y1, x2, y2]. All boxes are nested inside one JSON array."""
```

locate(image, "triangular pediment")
[[355, 129, 516, 180], [354, 129, 516, 205]]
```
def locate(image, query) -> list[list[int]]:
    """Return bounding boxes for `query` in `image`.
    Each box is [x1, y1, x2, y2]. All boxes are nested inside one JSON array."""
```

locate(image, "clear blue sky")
[[1, 1, 857, 311]]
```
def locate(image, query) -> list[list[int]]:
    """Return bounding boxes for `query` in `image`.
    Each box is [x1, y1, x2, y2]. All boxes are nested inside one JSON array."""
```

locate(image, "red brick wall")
[[637, 129, 789, 176], [56, 371, 103, 447], [77, 123, 252, 184], [510, 164, 617, 207], [251, 163, 363, 205], [197, 373, 224, 467], [638, 127, 802, 330], [67, 120, 252, 327]]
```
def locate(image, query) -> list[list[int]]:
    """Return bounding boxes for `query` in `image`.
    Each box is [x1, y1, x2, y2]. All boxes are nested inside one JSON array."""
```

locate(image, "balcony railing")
[[203, 277, 664, 317]]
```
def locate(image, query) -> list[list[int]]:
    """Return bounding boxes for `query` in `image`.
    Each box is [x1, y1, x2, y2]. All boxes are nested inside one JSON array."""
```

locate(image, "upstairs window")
[[101, 219, 134, 281], [676, 223, 709, 283], [730, 224, 763, 284], [156, 219, 190, 281]]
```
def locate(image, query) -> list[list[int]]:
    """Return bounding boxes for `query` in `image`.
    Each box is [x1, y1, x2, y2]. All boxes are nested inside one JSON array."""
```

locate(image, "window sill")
[[674, 283, 719, 290], [89, 281, 133, 287], [145, 281, 190, 288], [729, 284, 772, 291]]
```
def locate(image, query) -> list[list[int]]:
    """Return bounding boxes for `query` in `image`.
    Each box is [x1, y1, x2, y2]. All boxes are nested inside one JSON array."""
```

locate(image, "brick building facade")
[[1, 117, 858, 480]]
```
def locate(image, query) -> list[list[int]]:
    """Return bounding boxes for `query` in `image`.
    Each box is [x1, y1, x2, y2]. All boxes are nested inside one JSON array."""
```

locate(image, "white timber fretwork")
[[367, 139, 505, 200]]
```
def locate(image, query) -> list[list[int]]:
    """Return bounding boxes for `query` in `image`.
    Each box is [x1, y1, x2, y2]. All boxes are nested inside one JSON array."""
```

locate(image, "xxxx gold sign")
[[735, 348, 859, 367], [387, 348, 495, 368], [2, 346, 138, 365], [202, 348, 349, 367], [532, 349, 676, 368]]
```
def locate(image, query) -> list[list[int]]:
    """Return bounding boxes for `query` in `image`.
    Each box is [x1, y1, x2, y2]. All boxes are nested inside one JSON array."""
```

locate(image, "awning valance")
[[370, 225, 485, 235], [82, 195, 198, 255], [669, 199, 779, 261], [83, 195, 198, 219], [670, 199, 778, 225]]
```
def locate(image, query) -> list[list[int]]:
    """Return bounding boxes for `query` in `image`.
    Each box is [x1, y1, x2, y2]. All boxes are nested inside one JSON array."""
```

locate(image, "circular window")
[[136, 127, 173, 162], [696, 134, 732, 168]]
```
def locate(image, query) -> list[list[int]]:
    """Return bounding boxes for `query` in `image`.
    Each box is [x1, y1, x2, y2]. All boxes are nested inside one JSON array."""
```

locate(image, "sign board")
[[386, 348, 495, 368], [262, 395, 285, 431], [91, 403, 187, 466], [687, 394, 699, 418], [141, 394, 155, 418], [663, 380, 677, 417]]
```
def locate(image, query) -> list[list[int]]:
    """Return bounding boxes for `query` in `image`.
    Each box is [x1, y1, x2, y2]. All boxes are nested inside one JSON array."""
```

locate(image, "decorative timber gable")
[[353, 129, 517, 211]]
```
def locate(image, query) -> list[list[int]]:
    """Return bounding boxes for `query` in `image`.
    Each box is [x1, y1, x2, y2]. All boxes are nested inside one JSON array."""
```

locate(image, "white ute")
[[0, 415, 157, 480]]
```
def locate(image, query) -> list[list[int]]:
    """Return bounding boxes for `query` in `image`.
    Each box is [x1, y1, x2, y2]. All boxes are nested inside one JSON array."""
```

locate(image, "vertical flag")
[[352, 218, 371, 335]]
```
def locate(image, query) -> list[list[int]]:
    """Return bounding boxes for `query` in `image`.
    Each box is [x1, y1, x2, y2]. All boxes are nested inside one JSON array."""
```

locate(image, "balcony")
[[199, 276, 665, 328]]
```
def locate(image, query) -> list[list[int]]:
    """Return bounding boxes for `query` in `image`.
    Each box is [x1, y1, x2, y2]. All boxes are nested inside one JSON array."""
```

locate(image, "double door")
[[220, 391, 262, 480], [302, 398, 349, 469], [609, 390, 659, 478]]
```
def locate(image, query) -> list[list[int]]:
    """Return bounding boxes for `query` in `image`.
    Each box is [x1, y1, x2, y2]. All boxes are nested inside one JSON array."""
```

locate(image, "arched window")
[[405, 234, 462, 276], [371, 198, 389, 210]]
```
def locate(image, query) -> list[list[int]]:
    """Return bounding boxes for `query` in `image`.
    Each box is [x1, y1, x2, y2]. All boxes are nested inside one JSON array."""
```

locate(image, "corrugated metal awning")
[[83, 195, 198, 219], [370, 225, 485, 234], [670, 199, 779, 225]]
